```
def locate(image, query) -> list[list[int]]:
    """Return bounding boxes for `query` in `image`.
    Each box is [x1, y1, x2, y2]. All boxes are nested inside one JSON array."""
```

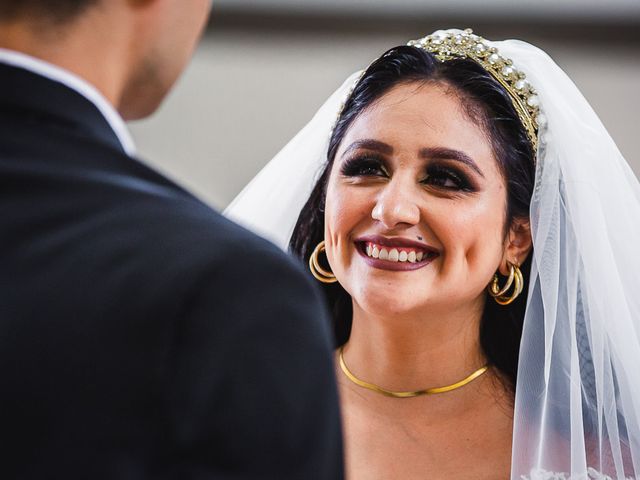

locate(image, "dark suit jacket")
[[0, 62, 343, 479]]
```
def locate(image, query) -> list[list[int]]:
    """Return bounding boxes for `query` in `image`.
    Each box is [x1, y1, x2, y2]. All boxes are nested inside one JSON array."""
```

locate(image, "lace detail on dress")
[[521, 468, 636, 479]]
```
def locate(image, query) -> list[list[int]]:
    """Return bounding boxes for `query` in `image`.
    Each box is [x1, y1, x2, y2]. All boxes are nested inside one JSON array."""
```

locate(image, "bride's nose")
[[371, 177, 421, 229]]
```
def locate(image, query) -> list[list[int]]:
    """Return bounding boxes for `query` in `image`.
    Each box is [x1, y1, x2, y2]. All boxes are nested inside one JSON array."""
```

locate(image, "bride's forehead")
[[356, 83, 476, 124], [342, 83, 488, 146]]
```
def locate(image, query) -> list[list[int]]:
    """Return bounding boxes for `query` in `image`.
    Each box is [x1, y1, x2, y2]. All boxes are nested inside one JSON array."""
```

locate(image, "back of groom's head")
[[0, 0, 99, 25], [0, 0, 212, 120]]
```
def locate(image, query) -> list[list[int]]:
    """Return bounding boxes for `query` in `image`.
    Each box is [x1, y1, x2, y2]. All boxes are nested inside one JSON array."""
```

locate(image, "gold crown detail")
[[408, 29, 541, 152]]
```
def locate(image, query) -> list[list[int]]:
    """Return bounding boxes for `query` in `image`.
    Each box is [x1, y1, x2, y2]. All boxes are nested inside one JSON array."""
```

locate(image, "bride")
[[226, 29, 639, 479]]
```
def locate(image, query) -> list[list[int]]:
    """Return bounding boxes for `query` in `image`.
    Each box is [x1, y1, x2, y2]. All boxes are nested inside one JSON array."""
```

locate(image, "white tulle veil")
[[225, 29, 640, 479]]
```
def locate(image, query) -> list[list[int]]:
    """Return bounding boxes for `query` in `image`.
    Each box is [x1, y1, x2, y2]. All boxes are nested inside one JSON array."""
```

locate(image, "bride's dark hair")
[[289, 46, 535, 391]]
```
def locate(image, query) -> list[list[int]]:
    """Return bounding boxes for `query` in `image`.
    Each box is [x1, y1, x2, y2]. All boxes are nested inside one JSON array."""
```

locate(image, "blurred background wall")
[[129, 0, 640, 209]]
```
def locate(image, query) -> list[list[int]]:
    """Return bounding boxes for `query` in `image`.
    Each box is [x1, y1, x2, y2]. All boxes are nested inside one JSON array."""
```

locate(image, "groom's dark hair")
[[0, 0, 99, 24]]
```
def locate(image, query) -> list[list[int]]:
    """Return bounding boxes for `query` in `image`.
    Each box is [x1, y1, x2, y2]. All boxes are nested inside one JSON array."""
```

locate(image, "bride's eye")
[[421, 165, 473, 191], [340, 155, 389, 178]]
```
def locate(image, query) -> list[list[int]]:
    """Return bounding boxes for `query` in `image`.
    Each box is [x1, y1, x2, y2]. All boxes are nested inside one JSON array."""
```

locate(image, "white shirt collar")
[[0, 48, 136, 157]]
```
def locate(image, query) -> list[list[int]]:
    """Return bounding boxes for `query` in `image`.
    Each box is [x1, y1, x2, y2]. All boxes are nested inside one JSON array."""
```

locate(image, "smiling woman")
[[289, 46, 533, 478], [292, 47, 534, 392], [225, 29, 640, 479]]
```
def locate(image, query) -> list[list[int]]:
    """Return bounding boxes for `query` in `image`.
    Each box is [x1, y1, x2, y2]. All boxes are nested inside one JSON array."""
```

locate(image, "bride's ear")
[[499, 217, 532, 276]]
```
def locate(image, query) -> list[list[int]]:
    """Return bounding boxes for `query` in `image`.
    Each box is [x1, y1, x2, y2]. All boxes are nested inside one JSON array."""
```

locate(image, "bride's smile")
[[356, 235, 439, 271]]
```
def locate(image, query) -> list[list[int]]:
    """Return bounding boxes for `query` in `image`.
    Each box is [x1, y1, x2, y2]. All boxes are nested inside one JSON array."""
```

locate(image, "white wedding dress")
[[226, 29, 640, 479]]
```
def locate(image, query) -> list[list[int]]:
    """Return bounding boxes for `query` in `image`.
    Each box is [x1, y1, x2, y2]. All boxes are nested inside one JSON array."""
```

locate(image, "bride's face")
[[324, 81, 509, 317]]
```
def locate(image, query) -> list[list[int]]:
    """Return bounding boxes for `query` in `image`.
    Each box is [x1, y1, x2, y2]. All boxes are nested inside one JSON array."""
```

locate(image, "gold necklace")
[[339, 347, 489, 398]]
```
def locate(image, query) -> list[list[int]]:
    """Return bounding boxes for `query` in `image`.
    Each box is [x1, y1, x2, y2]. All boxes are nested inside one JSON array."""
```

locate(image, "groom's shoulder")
[[133, 188, 289, 263], [126, 189, 316, 296], [132, 194, 333, 336]]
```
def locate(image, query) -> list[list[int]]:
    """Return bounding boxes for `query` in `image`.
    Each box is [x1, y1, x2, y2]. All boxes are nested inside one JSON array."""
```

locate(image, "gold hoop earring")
[[309, 241, 338, 284], [488, 262, 523, 305]]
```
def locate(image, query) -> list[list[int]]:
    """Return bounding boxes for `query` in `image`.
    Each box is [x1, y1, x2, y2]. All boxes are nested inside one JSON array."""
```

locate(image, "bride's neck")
[[343, 301, 487, 393]]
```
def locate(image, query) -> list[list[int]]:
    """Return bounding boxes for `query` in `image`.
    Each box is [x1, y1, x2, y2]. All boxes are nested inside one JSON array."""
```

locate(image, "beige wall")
[[129, 29, 640, 210]]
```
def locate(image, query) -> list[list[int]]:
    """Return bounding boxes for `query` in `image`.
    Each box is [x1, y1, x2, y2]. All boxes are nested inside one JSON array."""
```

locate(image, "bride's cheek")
[[324, 189, 361, 281]]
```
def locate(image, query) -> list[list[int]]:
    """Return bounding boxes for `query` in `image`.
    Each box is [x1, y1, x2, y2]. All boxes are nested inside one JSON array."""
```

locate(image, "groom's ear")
[[499, 217, 532, 275]]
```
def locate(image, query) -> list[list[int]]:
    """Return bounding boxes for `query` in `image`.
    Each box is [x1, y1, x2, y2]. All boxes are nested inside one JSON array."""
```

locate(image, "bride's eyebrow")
[[419, 147, 485, 178], [341, 139, 393, 157]]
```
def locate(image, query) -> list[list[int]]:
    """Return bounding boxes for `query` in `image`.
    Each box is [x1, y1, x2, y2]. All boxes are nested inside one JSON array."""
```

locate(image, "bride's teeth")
[[364, 243, 431, 263]]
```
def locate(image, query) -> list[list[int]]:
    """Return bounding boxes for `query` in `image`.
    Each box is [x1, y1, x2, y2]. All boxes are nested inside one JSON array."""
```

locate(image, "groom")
[[0, 1, 342, 478]]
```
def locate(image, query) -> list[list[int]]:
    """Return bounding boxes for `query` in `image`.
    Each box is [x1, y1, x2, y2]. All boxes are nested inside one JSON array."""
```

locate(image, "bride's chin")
[[353, 292, 430, 319]]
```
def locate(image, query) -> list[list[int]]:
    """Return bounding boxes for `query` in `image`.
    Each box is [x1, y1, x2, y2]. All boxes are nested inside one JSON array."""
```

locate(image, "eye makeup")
[[340, 154, 389, 178], [420, 163, 476, 192], [340, 153, 477, 193]]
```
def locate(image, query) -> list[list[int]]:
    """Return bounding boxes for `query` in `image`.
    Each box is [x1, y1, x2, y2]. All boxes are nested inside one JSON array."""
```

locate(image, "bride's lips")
[[354, 235, 440, 271]]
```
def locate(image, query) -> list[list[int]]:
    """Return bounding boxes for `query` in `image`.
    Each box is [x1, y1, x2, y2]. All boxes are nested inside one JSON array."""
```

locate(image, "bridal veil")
[[225, 29, 640, 479]]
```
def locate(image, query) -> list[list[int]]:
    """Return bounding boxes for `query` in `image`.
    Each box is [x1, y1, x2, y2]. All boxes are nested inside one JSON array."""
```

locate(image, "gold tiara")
[[408, 29, 540, 152]]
